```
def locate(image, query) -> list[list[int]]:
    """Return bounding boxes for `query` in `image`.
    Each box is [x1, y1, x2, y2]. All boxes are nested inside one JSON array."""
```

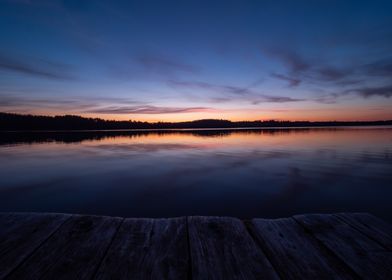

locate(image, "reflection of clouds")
[[0, 177, 73, 195], [119, 149, 296, 199], [89, 149, 295, 199], [1, 128, 391, 218], [93, 143, 201, 153], [131, 166, 216, 198], [212, 150, 293, 170], [273, 167, 309, 201], [357, 150, 392, 163]]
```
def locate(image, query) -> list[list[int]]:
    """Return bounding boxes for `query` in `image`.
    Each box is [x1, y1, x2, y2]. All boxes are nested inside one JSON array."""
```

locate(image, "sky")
[[0, 0, 392, 122]]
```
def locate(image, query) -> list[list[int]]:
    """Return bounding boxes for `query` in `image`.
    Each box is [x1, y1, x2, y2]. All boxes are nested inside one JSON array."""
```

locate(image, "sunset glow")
[[1, 1, 392, 121], [1, 2, 392, 277]]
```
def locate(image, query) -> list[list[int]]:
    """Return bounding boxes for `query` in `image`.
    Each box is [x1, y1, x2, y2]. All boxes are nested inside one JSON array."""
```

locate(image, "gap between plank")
[[4, 214, 74, 280], [334, 214, 391, 251], [185, 216, 193, 280], [242, 219, 283, 280], [90, 217, 126, 280], [291, 216, 361, 279]]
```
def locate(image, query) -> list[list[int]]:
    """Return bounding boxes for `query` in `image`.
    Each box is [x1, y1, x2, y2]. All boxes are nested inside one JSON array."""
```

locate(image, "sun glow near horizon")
[[26, 103, 392, 123], [1, 1, 392, 122]]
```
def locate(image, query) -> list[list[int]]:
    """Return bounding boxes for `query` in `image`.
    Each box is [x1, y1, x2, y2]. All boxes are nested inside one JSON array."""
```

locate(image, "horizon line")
[[1, 112, 392, 124]]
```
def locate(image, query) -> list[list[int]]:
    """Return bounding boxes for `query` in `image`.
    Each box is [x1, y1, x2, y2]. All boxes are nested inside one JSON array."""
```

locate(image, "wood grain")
[[335, 213, 392, 250], [294, 214, 392, 279], [6, 214, 122, 280], [94, 217, 188, 280], [188, 216, 278, 280], [0, 212, 70, 279], [1, 212, 391, 279], [250, 217, 356, 279]]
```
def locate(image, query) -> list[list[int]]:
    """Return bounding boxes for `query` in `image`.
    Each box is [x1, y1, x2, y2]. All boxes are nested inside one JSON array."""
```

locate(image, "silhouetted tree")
[[1, 112, 391, 131]]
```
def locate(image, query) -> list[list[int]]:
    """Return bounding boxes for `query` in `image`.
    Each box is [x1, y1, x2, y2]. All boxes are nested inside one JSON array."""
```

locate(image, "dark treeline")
[[1, 112, 392, 131], [0, 128, 343, 145]]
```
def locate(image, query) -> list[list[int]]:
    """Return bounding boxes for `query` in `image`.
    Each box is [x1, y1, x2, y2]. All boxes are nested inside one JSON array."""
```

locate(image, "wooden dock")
[[0, 213, 391, 279]]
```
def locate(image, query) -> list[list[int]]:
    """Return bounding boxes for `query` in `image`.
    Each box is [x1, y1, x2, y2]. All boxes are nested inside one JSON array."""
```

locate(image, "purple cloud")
[[267, 48, 310, 73], [348, 84, 392, 98], [137, 54, 200, 75], [168, 79, 305, 104], [87, 105, 215, 114], [270, 73, 301, 87], [0, 52, 75, 80]]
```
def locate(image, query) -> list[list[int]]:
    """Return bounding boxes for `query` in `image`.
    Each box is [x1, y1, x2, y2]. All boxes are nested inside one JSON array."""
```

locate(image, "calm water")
[[1, 127, 391, 221]]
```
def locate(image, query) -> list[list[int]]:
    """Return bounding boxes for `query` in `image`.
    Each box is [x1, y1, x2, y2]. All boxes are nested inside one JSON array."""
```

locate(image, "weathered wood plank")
[[188, 216, 278, 280], [0, 212, 70, 279], [294, 214, 392, 279], [336, 213, 392, 251], [94, 217, 188, 280], [6, 214, 122, 280], [250, 217, 355, 279], [1, 212, 390, 279]]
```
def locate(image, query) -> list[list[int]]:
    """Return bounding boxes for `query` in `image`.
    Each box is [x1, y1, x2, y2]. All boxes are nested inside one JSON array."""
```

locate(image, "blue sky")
[[0, 0, 392, 121]]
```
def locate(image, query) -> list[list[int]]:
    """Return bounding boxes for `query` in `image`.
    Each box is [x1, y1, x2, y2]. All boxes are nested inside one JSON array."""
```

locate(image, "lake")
[[1, 127, 391, 221]]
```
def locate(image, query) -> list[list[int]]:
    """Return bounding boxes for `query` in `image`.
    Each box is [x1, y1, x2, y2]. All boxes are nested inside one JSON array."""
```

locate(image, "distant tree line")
[[1, 112, 391, 130], [1, 128, 345, 146]]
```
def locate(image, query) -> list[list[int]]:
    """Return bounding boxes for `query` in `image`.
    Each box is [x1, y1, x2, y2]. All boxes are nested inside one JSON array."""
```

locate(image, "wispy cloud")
[[137, 53, 200, 75], [269, 48, 392, 84], [266, 48, 352, 85], [312, 83, 392, 104], [265, 47, 392, 104], [270, 73, 301, 87], [168, 80, 251, 95], [0, 93, 218, 115], [259, 96, 304, 103], [362, 59, 392, 77], [267, 48, 310, 73], [0, 52, 75, 80], [168, 79, 305, 104], [313, 94, 340, 104], [106, 52, 201, 81], [0, 96, 96, 112], [0, 94, 144, 113], [87, 105, 215, 114], [347, 84, 392, 98]]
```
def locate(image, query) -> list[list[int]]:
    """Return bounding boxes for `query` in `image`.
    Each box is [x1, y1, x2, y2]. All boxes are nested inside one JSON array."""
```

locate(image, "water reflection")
[[0, 127, 391, 221], [0, 127, 373, 145]]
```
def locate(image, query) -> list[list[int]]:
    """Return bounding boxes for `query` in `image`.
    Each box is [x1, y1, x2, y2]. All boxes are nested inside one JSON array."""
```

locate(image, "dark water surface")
[[1, 127, 391, 221]]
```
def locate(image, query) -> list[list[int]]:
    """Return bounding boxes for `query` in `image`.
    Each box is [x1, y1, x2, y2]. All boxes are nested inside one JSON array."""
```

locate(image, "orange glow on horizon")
[[80, 109, 392, 122], [9, 105, 392, 123]]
